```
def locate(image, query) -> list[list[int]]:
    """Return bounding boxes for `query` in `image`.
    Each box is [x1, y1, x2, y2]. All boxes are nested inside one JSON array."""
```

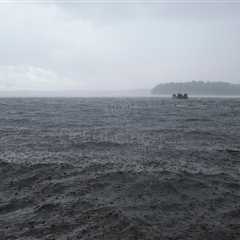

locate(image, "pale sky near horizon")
[[0, 0, 240, 91]]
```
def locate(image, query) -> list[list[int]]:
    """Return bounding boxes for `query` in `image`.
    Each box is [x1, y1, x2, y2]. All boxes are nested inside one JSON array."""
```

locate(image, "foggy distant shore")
[[1, 81, 240, 98], [152, 81, 240, 96]]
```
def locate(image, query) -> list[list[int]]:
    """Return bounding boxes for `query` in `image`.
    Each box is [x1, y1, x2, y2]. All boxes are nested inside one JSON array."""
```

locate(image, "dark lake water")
[[1, 97, 240, 239]]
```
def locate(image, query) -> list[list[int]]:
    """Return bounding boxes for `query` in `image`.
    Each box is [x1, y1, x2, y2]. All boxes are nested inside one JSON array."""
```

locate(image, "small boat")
[[172, 93, 188, 99]]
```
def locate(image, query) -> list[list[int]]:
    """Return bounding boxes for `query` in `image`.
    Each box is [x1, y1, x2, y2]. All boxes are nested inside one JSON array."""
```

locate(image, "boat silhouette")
[[172, 93, 188, 99]]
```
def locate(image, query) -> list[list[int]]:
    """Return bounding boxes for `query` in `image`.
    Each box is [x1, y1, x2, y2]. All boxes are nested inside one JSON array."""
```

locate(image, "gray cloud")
[[0, 2, 240, 91]]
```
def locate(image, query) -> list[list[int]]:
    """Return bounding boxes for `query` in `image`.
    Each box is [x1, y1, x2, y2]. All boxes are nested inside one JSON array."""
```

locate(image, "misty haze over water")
[[0, 2, 240, 91], [1, 1, 240, 239]]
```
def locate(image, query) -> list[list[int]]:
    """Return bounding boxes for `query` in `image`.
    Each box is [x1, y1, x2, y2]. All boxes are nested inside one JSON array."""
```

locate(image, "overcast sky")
[[0, 1, 240, 91]]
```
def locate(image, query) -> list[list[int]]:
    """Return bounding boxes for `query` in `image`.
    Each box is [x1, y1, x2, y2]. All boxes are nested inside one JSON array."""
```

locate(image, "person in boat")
[[172, 93, 188, 99]]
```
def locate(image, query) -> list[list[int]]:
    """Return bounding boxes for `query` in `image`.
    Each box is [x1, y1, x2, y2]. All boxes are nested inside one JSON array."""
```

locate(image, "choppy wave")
[[0, 98, 240, 239], [1, 159, 240, 240]]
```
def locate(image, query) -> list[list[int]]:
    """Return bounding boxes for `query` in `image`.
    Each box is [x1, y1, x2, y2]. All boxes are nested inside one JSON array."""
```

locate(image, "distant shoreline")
[[1, 83, 240, 98], [152, 81, 240, 96], [0, 94, 240, 99]]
